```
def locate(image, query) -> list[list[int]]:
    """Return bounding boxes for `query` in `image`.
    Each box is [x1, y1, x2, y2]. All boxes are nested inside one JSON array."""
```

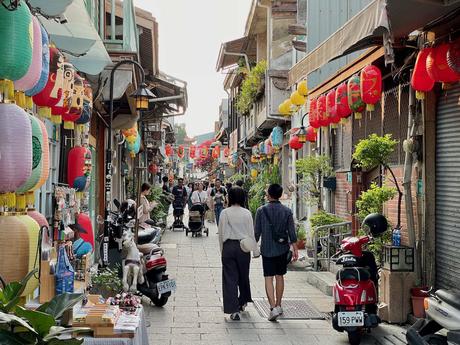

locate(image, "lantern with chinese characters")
[[14, 16, 42, 94], [290, 90, 305, 107], [297, 80, 308, 96], [189, 145, 196, 159], [289, 135, 303, 150], [0, 3, 32, 85], [177, 145, 185, 159], [411, 48, 435, 100], [26, 24, 49, 97], [67, 146, 92, 192], [62, 73, 84, 130], [51, 62, 75, 124], [165, 144, 173, 157], [148, 163, 158, 174], [360, 65, 382, 111], [0, 104, 32, 208], [223, 147, 230, 158], [347, 75, 365, 120], [200, 146, 209, 159], [308, 98, 319, 129], [427, 43, 460, 84], [76, 80, 92, 128], [306, 126, 317, 143], [326, 89, 340, 126], [335, 82, 352, 123], [33, 47, 65, 118], [271, 126, 283, 152], [447, 40, 460, 74], [317, 95, 329, 127]]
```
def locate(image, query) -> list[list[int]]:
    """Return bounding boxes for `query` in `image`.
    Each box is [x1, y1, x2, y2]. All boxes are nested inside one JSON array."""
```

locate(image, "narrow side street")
[[144, 217, 406, 345]]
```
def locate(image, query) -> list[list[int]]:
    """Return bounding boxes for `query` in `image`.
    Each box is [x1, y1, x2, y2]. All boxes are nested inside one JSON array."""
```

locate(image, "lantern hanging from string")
[[308, 98, 319, 129], [265, 138, 274, 158], [0, 104, 32, 208], [411, 48, 435, 100], [200, 146, 209, 159], [76, 80, 92, 128], [447, 40, 460, 74], [0, 215, 30, 284], [76, 213, 94, 251], [148, 163, 158, 174], [278, 99, 291, 116], [68, 146, 92, 192], [165, 144, 173, 157], [306, 126, 317, 143], [177, 145, 185, 159], [326, 89, 340, 126], [51, 62, 75, 124], [271, 126, 283, 152], [360, 65, 382, 111], [33, 47, 65, 118], [33, 119, 50, 193], [14, 16, 42, 93], [27, 209, 49, 228], [0, 3, 32, 84], [251, 169, 258, 179], [62, 73, 84, 130], [212, 146, 220, 159], [290, 90, 305, 107], [426, 43, 460, 84], [189, 145, 196, 159], [347, 74, 365, 120], [122, 125, 138, 145], [127, 135, 141, 158], [289, 135, 303, 150], [297, 80, 309, 96], [335, 82, 352, 123], [223, 147, 230, 158], [26, 24, 49, 97], [317, 95, 329, 127], [258, 141, 266, 159]]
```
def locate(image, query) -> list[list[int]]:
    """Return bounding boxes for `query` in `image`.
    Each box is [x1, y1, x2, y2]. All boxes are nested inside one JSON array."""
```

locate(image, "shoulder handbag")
[[261, 207, 288, 244], [227, 216, 255, 253]]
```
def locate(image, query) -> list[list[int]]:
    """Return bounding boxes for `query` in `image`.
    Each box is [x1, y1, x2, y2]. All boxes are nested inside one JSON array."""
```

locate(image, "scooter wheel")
[[422, 335, 448, 345], [150, 295, 169, 307], [347, 330, 361, 345]]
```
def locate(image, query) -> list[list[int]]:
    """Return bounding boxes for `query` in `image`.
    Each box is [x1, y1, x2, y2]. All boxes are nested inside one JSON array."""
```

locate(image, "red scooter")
[[331, 213, 388, 345]]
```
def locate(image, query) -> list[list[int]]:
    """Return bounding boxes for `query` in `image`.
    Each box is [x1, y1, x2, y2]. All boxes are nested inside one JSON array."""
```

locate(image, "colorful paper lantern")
[[306, 126, 317, 143], [360, 65, 382, 111], [200, 146, 209, 159], [251, 169, 258, 179], [426, 43, 460, 83], [308, 98, 319, 128], [223, 147, 230, 158], [76, 80, 92, 126], [177, 145, 185, 159], [127, 134, 141, 158], [271, 126, 283, 150], [297, 80, 308, 96], [33, 119, 50, 192], [50, 62, 75, 124], [265, 139, 274, 157], [317, 95, 329, 127], [26, 24, 49, 97], [122, 125, 138, 144], [326, 89, 341, 125], [76, 213, 94, 251], [411, 48, 435, 100], [165, 144, 173, 157], [289, 135, 303, 150], [335, 82, 352, 122], [258, 141, 265, 157], [278, 99, 291, 116], [0, 215, 30, 284], [0, 104, 32, 208], [16, 214, 40, 296], [67, 146, 91, 192], [189, 145, 196, 159], [62, 73, 84, 130], [212, 146, 220, 159], [27, 209, 49, 228], [0, 3, 32, 82], [14, 16, 42, 92], [447, 40, 460, 74], [290, 90, 306, 107], [347, 75, 365, 120], [148, 163, 158, 174]]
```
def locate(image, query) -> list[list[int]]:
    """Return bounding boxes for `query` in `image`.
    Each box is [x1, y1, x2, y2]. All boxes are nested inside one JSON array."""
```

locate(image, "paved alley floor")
[[144, 217, 407, 345]]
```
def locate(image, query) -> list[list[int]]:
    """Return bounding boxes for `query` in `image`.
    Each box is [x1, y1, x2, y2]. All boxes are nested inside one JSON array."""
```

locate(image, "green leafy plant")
[[296, 155, 334, 210], [309, 211, 345, 235], [248, 163, 281, 216], [90, 265, 123, 297], [0, 271, 88, 345], [236, 60, 267, 115], [353, 134, 402, 228], [146, 186, 168, 223], [296, 225, 307, 241]]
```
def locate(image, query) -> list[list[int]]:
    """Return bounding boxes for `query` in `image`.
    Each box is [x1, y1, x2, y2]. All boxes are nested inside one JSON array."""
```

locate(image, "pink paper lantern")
[[27, 209, 49, 228]]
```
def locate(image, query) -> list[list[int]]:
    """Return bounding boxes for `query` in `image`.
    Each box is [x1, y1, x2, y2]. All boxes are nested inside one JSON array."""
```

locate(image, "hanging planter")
[[335, 82, 352, 123], [26, 24, 50, 97], [68, 146, 92, 192], [360, 65, 382, 111], [411, 48, 435, 100], [347, 74, 366, 120]]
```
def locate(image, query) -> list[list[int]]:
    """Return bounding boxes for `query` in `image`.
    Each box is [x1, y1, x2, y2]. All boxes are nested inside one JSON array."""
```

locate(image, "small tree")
[[296, 155, 333, 210], [353, 134, 403, 229]]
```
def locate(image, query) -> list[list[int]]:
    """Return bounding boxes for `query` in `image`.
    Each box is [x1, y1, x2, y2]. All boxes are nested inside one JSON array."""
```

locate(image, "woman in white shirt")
[[190, 181, 207, 206], [139, 183, 157, 228], [218, 187, 256, 321]]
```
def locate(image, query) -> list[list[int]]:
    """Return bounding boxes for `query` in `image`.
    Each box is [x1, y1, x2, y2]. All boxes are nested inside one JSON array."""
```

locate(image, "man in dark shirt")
[[255, 183, 298, 321], [172, 178, 188, 221]]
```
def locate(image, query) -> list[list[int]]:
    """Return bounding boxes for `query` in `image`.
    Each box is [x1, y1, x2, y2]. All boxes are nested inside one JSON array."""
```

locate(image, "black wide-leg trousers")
[[221, 240, 252, 314]]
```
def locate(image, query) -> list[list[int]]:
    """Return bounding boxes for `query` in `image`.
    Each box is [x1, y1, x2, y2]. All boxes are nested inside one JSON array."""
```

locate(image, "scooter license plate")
[[157, 279, 176, 295], [338, 311, 364, 327]]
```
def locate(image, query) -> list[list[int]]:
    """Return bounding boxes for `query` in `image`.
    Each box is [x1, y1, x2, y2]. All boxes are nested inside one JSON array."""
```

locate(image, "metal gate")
[[436, 84, 460, 291]]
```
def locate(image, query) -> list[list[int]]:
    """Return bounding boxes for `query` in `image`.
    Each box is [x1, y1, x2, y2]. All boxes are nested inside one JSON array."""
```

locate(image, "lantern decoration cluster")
[[278, 80, 309, 116], [326, 89, 341, 127], [335, 82, 352, 123], [317, 95, 328, 126], [360, 65, 382, 111], [411, 42, 460, 99], [67, 146, 92, 193]]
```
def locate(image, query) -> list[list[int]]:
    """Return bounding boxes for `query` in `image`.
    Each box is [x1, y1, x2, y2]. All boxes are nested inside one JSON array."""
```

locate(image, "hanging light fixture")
[[129, 83, 156, 110]]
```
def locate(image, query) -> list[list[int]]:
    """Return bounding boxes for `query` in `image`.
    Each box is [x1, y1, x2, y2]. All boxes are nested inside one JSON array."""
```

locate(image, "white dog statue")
[[121, 230, 145, 292]]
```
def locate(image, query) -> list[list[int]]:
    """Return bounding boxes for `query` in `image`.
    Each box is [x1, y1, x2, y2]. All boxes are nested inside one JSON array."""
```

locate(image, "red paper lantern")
[[411, 48, 435, 100], [200, 146, 209, 159], [67, 146, 91, 192], [223, 147, 230, 157], [326, 89, 340, 125], [177, 145, 185, 159], [317, 95, 329, 127], [148, 163, 158, 174], [309, 98, 320, 128], [335, 82, 352, 120], [165, 144, 173, 157], [289, 135, 303, 150], [306, 126, 317, 142], [447, 40, 460, 74], [189, 145, 196, 159], [426, 43, 460, 83], [347, 74, 365, 120], [360, 65, 382, 111], [212, 146, 220, 159], [76, 213, 94, 251]]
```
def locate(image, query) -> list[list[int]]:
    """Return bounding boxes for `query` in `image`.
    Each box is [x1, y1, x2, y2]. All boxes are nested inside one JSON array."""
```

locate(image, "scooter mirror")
[[113, 199, 121, 209], [97, 215, 104, 225]]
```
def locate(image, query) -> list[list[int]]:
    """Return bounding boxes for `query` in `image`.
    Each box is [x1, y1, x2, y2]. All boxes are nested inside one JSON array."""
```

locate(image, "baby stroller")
[[186, 204, 208, 237], [171, 205, 186, 231]]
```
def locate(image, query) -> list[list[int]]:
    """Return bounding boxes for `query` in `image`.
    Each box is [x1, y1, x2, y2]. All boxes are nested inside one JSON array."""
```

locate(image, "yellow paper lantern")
[[250, 169, 258, 179], [290, 91, 306, 106], [297, 80, 309, 96]]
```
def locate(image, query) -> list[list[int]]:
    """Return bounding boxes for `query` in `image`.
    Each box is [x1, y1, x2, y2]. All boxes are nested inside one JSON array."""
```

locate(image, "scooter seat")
[[337, 267, 371, 282], [138, 228, 157, 245], [436, 289, 460, 310]]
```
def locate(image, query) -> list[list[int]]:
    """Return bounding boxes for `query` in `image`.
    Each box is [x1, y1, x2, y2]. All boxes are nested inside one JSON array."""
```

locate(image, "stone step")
[[305, 271, 336, 296]]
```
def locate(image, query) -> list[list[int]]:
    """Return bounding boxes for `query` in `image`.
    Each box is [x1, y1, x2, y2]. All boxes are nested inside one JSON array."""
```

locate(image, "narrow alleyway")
[[144, 216, 406, 345]]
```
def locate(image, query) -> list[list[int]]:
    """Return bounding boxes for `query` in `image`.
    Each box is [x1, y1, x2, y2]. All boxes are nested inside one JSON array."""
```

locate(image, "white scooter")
[[406, 289, 460, 345]]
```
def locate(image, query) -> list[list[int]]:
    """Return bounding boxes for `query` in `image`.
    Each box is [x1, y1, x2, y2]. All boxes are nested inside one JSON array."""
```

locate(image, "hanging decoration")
[[360, 65, 382, 111], [127, 134, 141, 158], [447, 40, 460, 74], [251, 169, 258, 179], [232, 152, 238, 164], [27, 209, 49, 229], [306, 126, 317, 143], [326, 89, 341, 127], [177, 145, 185, 159], [50, 62, 75, 124], [308, 98, 319, 128], [75, 213, 94, 252], [411, 48, 435, 100], [335, 82, 352, 123], [0, 104, 32, 209], [290, 90, 306, 107], [62, 73, 84, 130], [289, 135, 303, 150], [148, 163, 158, 174], [258, 141, 266, 160], [34, 119, 50, 192], [278, 99, 293, 116], [271, 126, 283, 152], [426, 43, 460, 85], [212, 146, 220, 159], [297, 80, 309, 96], [223, 147, 230, 158], [200, 145, 209, 159], [122, 125, 138, 145], [76, 80, 92, 128], [317, 95, 329, 127], [189, 145, 196, 159], [165, 144, 173, 157], [26, 24, 49, 97], [265, 138, 274, 158], [347, 74, 365, 120], [67, 146, 92, 192]]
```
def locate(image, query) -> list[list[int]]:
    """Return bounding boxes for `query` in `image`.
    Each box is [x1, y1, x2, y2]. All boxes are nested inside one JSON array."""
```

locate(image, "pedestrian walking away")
[[254, 183, 298, 322], [219, 187, 258, 321], [211, 178, 227, 225], [235, 179, 249, 209]]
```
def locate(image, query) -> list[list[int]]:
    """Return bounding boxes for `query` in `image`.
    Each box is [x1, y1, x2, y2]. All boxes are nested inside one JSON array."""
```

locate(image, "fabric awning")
[[289, 0, 460, 85], [216, 36, 257, 71], [29, 0, 74, 16], [66, 39, 112, 76]]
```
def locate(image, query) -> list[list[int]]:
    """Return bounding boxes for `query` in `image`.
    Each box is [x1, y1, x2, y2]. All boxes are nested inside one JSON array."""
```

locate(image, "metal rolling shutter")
[[436, 84, 460, 291]]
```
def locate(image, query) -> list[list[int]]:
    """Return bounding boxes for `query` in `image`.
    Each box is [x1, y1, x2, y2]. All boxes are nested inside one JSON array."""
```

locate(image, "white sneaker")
[[278, 306, 284, 315], [268, 307, 281, 321]]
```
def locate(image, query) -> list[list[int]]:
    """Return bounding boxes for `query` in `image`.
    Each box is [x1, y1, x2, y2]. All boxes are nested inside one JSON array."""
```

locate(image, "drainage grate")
[[253, 298, 326, 320]]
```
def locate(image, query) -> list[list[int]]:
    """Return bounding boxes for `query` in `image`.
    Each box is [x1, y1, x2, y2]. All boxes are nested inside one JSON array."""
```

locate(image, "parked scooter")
[[331, 213, 388, 345], [406, 289, 460, 345], [98, 199, 175, 307]]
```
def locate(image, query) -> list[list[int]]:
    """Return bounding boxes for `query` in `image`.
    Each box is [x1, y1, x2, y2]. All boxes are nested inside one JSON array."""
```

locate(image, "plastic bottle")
[[392, 228, 401, 247]]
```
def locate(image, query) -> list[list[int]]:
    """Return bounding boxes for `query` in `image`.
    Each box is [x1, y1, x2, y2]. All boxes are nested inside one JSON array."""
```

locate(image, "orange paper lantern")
[[189, 145, 196, 159]]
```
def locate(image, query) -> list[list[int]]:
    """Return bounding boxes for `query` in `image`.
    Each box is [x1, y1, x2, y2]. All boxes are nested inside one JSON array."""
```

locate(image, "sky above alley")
[[134, 0, 253, 137]]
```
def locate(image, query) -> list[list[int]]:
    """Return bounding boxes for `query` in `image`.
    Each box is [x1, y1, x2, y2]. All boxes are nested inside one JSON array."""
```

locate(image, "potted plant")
[[296, 224, 307, 250], [90, 265, 123, 298]]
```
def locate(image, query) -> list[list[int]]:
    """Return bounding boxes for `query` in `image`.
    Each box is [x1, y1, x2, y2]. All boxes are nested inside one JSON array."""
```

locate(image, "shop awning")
[[29, 0, 74, 16], [216, 36, 257, 71], [66, 39, 112, 76], [288, 0, 460, 85]]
